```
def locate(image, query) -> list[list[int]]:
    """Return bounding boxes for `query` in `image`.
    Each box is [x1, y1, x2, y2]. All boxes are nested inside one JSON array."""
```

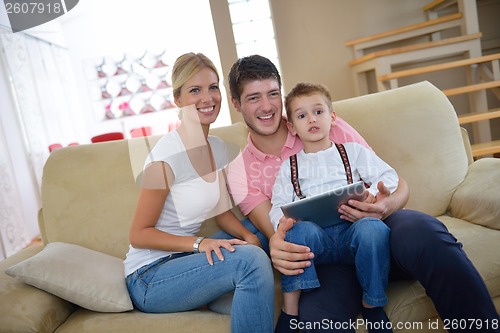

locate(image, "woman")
[[124, 52, 274, 333]]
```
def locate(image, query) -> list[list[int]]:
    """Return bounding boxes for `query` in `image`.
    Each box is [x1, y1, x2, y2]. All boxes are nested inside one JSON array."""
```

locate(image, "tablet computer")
[[280, 181, 366, 228]]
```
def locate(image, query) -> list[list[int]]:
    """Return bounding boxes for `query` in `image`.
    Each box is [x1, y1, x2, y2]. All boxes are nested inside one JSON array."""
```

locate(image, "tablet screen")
[[280, 181, 366, 227]]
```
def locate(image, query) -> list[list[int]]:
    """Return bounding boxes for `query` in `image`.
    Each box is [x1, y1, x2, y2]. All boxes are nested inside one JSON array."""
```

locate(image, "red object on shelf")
[[68, 142, 79, 146], [91, 132, 125, 143], [48, 143, 63, 152], [130, 126, 152, 138], [119, 102, 135, 117]]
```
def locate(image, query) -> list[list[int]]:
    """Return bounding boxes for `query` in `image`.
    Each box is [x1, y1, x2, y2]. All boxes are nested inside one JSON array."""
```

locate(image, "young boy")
[[270, 82, 398, 333]]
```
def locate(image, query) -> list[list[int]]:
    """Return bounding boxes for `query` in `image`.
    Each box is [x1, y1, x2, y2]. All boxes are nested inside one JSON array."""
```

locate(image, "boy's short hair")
[[228, 55, 281, 103], [285, 82, 333, 120]]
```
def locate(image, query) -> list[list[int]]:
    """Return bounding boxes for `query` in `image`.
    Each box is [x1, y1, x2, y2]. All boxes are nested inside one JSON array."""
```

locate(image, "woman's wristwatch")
[[193, 237, 205, 253]]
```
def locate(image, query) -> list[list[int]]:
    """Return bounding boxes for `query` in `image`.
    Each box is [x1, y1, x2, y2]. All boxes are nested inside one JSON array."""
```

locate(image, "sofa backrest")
[[39, 122, 248, 258], [39, 81, 469, 258], [333, 81, 469, 215]]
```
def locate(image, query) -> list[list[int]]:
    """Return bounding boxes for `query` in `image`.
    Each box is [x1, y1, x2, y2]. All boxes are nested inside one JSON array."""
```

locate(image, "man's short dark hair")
[[228, 55, 282, 103]]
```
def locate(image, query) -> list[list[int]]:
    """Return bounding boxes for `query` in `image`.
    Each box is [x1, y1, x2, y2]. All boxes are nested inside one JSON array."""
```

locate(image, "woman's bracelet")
[[193, 237, 205, 253]]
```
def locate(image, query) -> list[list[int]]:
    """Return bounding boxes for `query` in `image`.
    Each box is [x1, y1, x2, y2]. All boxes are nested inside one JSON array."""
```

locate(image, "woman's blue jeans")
[[283, 218, 390, 307], [126, 245, 274, 333]]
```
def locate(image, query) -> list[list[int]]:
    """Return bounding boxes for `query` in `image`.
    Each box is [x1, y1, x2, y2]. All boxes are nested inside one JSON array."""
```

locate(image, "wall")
[[270, 0, 428, 99], [478, 0, 500, 141], [269, 0, 499, 140]]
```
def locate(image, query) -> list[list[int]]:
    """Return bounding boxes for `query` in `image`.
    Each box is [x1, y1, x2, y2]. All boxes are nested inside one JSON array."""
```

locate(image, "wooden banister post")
[[457, 0, 479, 35]]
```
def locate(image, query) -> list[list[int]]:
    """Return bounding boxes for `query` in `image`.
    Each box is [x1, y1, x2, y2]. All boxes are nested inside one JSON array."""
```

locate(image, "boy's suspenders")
[[335, 143, 354, 185], [290, 153, 306, 199], [289, 143, 353, 200]]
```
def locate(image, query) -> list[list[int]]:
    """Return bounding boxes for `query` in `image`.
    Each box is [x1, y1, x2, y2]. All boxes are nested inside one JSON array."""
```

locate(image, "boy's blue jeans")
[[283, 218, 390, 307]]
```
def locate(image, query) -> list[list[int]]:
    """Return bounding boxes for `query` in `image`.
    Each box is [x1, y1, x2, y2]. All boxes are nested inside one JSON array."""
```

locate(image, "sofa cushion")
[[383, 214, 500, 327], [6, 242, 133, 313], [438, 215, 500, 300], [385, 278, 438, 328], [449, 158, 500, 230], [53, 308, 231, 333], [0, 246, 77, 333], [41, 141, 140, 259], [334, 81, 469, 217]]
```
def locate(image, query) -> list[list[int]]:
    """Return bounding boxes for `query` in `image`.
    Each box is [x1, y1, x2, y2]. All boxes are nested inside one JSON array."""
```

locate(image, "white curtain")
[[0, 126, 29, 259], [0, 28, 81, 258]]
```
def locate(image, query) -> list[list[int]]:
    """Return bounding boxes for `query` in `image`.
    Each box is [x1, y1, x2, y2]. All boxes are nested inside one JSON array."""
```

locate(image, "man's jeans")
[[282, 218, 390, 307], [299, 209, 500, 333]]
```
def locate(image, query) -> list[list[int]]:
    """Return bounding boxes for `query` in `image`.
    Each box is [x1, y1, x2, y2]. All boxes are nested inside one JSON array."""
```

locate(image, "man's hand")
[[338, 181, 398, 222], [269, 217, 314, 276]]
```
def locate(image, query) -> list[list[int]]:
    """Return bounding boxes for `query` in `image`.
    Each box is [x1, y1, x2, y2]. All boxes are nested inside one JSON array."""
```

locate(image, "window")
[[227, 0, 281, 73]]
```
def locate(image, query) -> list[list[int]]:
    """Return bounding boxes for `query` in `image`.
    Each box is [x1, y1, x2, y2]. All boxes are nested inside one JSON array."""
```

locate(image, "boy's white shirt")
[[269, 142, 399, 230]]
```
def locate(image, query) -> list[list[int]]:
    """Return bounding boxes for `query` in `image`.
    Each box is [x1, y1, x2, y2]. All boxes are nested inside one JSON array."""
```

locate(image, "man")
[[226, 55, 499, 332]]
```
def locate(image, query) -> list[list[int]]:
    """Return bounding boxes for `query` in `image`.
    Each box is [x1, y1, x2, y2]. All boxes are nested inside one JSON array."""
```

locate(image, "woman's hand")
[[199, 238, 248, 265]]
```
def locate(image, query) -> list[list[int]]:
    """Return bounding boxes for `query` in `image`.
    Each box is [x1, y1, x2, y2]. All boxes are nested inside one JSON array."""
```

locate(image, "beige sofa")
[[1, 81, 499, 333]]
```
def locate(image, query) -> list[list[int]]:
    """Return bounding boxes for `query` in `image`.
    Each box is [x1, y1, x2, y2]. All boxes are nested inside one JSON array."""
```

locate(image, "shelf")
[[85, 50, 175, 121]]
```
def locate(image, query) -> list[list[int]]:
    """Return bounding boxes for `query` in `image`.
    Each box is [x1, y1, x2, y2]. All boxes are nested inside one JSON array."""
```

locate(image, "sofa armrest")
[[0, 245, 77, 333], [448, 158, 500, 230]]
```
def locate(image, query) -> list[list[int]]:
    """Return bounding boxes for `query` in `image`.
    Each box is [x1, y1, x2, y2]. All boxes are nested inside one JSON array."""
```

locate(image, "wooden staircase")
[[345, 0, 500, 158]]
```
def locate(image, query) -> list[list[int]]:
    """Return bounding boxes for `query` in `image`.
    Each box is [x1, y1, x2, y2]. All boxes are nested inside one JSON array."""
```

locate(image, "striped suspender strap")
[[289, 154, 306, 199], [289, 143, 354, 199], [334, 143, 353, 185]]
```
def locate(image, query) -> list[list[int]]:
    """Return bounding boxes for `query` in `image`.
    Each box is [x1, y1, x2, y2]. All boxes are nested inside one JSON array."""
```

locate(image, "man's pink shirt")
[[226, 117, 371, 216]]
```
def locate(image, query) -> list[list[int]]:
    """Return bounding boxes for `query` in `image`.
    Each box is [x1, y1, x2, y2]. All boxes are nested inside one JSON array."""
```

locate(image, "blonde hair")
[[171, 52, 219, 100]]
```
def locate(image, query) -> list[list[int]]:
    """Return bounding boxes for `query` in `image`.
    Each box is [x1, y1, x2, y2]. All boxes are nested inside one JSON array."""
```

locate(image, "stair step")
[[458, 108, 500, 124], [423, 0, 456, 12], [378, 53, 500, 81], [471, 140, 500, 158], [349, 33, 482, 67], [442, 80, 500, 96], [345, 13, 462, 47]]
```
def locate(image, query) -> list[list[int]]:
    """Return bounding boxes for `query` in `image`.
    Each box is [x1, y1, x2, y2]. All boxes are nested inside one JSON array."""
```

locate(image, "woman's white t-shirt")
[[124, 130, 228, 276]]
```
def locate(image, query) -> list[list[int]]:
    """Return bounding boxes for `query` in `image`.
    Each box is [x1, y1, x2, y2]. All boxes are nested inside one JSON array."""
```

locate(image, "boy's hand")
[[361, 190, 376, 204], [270, 217, 314, 276], [338, 181, 392, 222]]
